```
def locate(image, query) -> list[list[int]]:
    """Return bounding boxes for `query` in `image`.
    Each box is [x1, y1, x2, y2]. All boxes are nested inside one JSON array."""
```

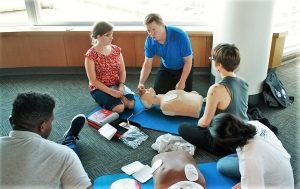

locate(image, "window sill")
[[0, 25, 214, 34]]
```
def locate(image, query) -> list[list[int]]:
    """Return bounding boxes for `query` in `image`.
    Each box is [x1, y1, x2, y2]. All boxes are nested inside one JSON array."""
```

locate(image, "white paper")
[[132, 165, 153, 183], [122, 160, 163, 183], [98, 123, 117, 140], [121, 161, 145, 175]]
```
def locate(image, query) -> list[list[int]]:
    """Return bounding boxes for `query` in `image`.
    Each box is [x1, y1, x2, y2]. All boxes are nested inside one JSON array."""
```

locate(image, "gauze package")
[[120, 126, 148, 149]]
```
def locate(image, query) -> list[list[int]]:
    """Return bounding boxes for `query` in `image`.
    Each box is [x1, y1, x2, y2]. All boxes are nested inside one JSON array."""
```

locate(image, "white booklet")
[[121, 161, 145, 175], [121, 160, 162, 183], [98, 123, 117, 140]]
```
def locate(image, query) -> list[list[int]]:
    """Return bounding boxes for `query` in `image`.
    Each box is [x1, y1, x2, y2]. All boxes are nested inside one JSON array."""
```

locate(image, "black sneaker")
[[63, 114, 86, 140]]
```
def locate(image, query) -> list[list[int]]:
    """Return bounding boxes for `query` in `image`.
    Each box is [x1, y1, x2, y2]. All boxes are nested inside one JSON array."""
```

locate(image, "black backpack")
[[247, 105, 278, 135], [263, 71, 294, 108]]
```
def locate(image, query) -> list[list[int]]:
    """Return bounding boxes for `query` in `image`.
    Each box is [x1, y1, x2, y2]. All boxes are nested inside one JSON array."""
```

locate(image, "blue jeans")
[[62, 136, 80, 156], [91, 87, 135, 110], [217, 153, 241, 178]]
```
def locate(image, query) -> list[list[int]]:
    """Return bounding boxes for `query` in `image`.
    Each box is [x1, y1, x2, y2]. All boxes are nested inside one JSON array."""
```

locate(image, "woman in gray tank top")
[[179, 43, 249, 179]]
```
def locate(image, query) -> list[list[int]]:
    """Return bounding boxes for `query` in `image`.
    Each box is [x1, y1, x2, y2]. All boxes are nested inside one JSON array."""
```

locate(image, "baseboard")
[[0, 67, 212, 77], [0, 67, 86, 77]]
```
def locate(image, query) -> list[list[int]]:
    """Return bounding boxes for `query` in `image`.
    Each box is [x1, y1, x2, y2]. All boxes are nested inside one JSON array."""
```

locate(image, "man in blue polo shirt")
[[137, 13, 193, 95]]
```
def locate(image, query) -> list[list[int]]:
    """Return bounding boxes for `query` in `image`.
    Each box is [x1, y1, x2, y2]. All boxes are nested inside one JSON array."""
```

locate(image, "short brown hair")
[[212, 43, 240, 72], [144, 13, 164, 25]]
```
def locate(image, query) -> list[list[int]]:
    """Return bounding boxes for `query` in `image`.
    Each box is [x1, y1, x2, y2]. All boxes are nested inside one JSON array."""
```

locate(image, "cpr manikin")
[[140, 88, 203, 118], [151, 151, 206, 189]]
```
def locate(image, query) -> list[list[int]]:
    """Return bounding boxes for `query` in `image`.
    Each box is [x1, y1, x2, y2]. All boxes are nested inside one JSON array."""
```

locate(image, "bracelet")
[[119, 82, 125, 85]]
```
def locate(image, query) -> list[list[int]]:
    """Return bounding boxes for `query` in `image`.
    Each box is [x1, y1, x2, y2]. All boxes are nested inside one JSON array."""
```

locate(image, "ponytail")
[[209, 113, 256, 150]]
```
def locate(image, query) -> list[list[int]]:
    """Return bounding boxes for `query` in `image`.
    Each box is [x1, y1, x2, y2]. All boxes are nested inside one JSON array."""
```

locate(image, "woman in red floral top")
[[85, 21, 135, 113]]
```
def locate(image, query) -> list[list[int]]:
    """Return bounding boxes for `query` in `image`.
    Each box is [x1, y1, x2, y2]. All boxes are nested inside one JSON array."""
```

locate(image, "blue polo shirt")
[[144, 26, 193, 70]]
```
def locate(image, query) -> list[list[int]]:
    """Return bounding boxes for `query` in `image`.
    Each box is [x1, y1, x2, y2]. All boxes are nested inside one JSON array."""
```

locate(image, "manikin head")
[[140, 88, 160, 108]]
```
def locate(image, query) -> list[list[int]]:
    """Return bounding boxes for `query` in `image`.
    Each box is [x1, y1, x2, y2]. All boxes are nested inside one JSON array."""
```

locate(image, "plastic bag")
[[120, 126, 148, 149], [151, 133, 196, 155]]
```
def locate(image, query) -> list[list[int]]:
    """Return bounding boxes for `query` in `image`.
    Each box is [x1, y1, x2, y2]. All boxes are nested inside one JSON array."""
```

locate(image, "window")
[[0, 0, 28, 25], [273, 0, 300, 54], [0, 0, 299, 55], [29, 0, 213, 26]]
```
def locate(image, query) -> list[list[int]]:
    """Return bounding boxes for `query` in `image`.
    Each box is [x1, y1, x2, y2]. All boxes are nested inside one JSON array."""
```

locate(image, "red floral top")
[[85, 45, 121, 91]]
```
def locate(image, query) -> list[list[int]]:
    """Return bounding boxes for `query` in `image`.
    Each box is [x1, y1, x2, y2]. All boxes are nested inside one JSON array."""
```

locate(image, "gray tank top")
[[216, 76, 249, 121]]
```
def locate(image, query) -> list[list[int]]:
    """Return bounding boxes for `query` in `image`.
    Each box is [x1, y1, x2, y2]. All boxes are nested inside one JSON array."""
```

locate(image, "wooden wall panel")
[[28, 33, 67, 67], [1, 30, 283, 69], [268, 32, 288, 68], [63, 32, 90, 67], [205, 36, 213, 67], [134, 34, 147, 67], [113, 32, 136, 67], [190, 36, 207, 67], [1, 33, 35, 68], [0, 32, 68, 68], [0, 31, 212, 69]]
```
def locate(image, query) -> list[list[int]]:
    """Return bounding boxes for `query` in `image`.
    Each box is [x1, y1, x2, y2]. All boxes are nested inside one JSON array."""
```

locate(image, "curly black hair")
[[209, 113, 256, 151], [11, 92, 55, 130]]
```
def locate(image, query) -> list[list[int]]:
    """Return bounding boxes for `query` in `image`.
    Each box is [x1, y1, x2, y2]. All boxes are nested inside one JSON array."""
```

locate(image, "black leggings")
[[154, 64, 193, 94], [178, 123, 234, 156]]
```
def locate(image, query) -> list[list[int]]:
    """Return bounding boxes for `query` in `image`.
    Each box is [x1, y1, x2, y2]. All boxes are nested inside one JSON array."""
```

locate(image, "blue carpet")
[[94, 162, 238, 189], [120, 95, 199, 135]]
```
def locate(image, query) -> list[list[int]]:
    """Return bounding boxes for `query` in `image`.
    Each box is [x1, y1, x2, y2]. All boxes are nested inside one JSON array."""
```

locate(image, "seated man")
[[1, 92, 92, 189], [140, 88, 203, 118], [151, 151, 206, 189]]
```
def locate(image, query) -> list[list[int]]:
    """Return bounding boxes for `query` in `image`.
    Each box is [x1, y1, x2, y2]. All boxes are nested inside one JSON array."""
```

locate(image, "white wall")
[[212, 0, 275, 96]]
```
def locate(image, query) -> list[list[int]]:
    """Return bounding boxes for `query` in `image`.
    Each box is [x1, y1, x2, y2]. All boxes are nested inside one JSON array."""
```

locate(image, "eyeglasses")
[[103, 33, 113, 37], [208, 56, 215, 63]]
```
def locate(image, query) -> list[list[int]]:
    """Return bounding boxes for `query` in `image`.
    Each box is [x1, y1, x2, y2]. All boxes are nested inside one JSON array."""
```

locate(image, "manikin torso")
[[151, 151, 206, 189], [141, 88, 203, 118]]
